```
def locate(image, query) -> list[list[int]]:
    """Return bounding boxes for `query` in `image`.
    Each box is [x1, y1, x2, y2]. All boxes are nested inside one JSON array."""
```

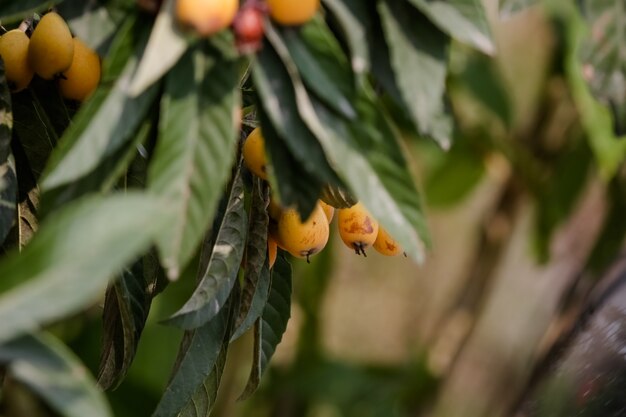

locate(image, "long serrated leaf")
[[0, 62, 15, 245], [153, 290, 237, 417], [230, 178, 271, 341], [148, 41, 240, 280], [41, 15, 160, 191], [0, 332, 112, 417], [98, 255, 157, 390], [166, 168, 247, 330], [378, 0, 452, 149], [264, 24, 429, 260], [0, 192, 168, 344], [321, 0, 372, 75], [129, 0, 190, 96], [407, 0, 494, 55], [278, 18, 356, 119], [239, 254, 292, 400], [253, 35, 340, 198]]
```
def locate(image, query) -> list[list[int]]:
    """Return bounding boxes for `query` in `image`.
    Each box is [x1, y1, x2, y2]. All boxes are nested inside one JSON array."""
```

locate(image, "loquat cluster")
[[243, 127, 405, 268], [0, 11, 101, 101]]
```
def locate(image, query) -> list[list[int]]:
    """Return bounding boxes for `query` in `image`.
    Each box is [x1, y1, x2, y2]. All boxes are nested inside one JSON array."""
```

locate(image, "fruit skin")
[[267, 0, 319, 26], [337, 202, 379, 256], [58, 37, 101, 101], [318, 200, 334, 223], [373, 226, 402, 256], [0, 29, 34, 92], [277, 205, 329, 262], [233, 3, 265, 53], [28, 12, 75, 80], [176, 0, 239, 37], [267, 235, 278, 269], [243, 127, 268, 180]]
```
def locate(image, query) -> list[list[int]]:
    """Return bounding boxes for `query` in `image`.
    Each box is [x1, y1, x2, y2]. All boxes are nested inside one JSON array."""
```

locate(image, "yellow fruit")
[[268, 235, 278, 269], [0, 29, 34, 92], [277, 204, 329, 262], [58, 37, 100, 101], [28, 12, 75, 80], [373, 226, 402, 256], [176, 0, 239, 37], [267, 0, 319, 26], [337, 202, 379, 256], [243, 127, 268, 180], [319, 200, 334, 223]]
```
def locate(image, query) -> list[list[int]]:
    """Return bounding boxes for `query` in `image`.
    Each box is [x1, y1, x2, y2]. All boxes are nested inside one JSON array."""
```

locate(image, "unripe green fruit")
[[0, 29, 34, 92], [28, 12, 75, 80]]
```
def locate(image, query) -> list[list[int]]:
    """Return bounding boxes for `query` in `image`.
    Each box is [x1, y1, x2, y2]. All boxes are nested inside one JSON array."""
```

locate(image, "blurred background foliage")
[[3, 0, 626, 416]]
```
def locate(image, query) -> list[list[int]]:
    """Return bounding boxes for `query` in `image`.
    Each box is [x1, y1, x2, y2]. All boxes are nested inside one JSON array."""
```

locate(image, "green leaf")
[[407, 0, 494, 55], [378, 0, 452, 149], [153, 290, 237, 417], [41, 15, 160, 191], [239, 254, 292, 400], [231, 178, 271, 341], [579, 0, 626, 136], [129, 0, 190, 96], [550, 1, 626, 178], [59, 0, 121, 51], [148, 41, 240, 280], [278, 17, 356, 119], [500, 0, 538, 17], [0, 0, 60, 24], [265, 25, 429, 260], [0, 192, 168, 344], [166, 168, 247, 330], [0, 62, 15, 245], [321, 0, 372, 75], [98, 254, 159, 390], [0, 332, 112, 417]]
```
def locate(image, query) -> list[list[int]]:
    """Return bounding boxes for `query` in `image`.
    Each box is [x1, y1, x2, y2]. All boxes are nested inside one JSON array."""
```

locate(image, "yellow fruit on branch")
[[267, 0, 319, 26], [267, 235, 278, 269], [337, 202, 379, 256], [373, 226, 402, 257], [28, 12, 75, 80], [243, 127, 269, 180], [176, 0, 239, 37], [0, 29, 34, 92], [277, 204, 329, 262], [58, 37, 101, 101]]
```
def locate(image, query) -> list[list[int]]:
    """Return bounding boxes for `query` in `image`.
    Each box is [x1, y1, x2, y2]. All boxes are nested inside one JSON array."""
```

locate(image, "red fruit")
[[233, 4, 265, 53]]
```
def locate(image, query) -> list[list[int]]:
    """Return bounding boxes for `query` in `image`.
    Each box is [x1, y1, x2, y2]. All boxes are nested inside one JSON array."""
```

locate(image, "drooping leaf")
[[231, 178, 271, 341], [265, 24, 429, 261], [0, 332, 112, 417], [0, 192, 168, 344], [129, 0, 191, 96], [239, 254, 292, 400], [153, 290, 238, 417], [278, 17, 356, 119], [378, 0, 452, 149], [0, 61, 16, 245], [41, 15, 160, 191], [58, 0, 121, 51], [253, 32, 340, 215], [148, 40, 240, 280], [166, 167, 247, 330], [0, 0, 60, 24], [578, 0, 626, 136], [407, 0, 494, 55], [321, 0, 372, 75], [98, 253, 160, 390]]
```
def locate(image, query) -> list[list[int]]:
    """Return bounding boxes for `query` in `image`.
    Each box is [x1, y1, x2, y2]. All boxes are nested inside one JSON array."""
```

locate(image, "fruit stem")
[[353, 243, 367, 257]]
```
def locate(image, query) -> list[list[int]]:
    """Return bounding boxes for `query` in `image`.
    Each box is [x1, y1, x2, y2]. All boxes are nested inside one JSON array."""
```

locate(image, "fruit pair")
[[176, 0, 319, 39], [337, 203, 403, 257]]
